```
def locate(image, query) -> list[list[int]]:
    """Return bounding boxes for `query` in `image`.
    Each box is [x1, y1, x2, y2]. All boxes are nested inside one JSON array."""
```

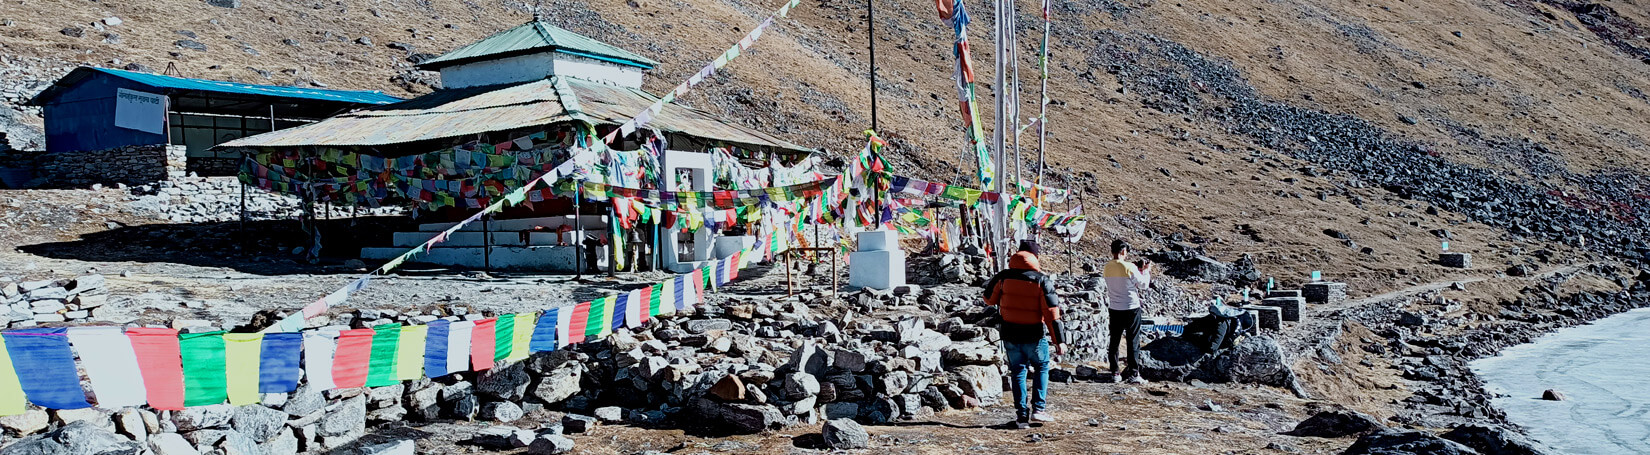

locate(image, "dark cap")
[[1018, 239, 1041, 255]]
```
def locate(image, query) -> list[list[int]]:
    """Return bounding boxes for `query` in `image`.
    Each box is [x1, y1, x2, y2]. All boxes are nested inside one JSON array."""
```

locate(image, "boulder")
[[693, 398, 785, 434], [2, 420, 139, 455], [709, 374, 746, 401], [684, 319, 732, 334], [593, 406, 623, 422], [1137, 336, 1208, 381], [113, 408, 147, 442], [1342, 430, 1480, 455], [0, 409, 49, 436], [783, 373, 821, 400], [822, 418, 869, 449], [477, 362, 531, 401], [949, 365, 1003, 406], [215, 432, 262, 455], [320, 396, 367, 443], [941, 341, 1003, 366], [1441, 425, 1555, 455], [561, 414, 597, 434], [148, 432, 201, 455], [258, 429, 300, 455], [527, 434, 576, 454], [171, 404, 235, 431], [1284, 409, 1386, 438], [785, 343, 831, 376], [1540, 389, 1565, 401], [1208, 336, 1295, 387], [528, 363, 582, 405], [480, 402, 524, 422], [283, 382, 326, 417], [230, 405, 287, 442]]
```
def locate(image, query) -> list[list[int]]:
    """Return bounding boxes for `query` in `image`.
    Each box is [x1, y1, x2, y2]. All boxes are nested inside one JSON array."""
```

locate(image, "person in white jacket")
[[1102, 239, 1152, 383]]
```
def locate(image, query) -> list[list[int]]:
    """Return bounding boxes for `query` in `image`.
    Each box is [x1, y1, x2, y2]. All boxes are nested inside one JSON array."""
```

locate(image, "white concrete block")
[[849, 249, 906, 290], [856, 230, 900, 252]]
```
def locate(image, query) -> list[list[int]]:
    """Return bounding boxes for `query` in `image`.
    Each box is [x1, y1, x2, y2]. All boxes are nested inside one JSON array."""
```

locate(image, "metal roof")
[[416, 21, 659, 70], [26, 67, 403, 106], [217, 77, 811, 153]]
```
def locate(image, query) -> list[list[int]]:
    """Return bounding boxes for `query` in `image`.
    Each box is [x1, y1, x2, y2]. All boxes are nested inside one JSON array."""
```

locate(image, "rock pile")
[[1, 274, 109, 327]]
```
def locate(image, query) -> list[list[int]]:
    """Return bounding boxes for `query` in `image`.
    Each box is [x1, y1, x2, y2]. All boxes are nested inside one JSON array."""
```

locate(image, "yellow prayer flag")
[[396, 325, 428, 381], [508, 313, 535, 361], [223, 333, 264, 406], [0, 337, 25, 416]]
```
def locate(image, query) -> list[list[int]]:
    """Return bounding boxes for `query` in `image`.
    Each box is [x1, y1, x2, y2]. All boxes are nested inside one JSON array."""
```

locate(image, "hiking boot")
[[1031, 411, 1055, 423], [1126, 375, 1149, 384], [1015, 418, 1031, 429]]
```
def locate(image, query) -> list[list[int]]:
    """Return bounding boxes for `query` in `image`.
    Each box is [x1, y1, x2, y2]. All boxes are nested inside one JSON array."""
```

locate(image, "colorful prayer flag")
[[223, 332, 263, 405], [258, 332, 303, 394], [331, 328, 375, 389], [66, 327, 146, 408], [4, 329, 89, 410], [396, 325, 428, 381], [178, 331, 228, 407]]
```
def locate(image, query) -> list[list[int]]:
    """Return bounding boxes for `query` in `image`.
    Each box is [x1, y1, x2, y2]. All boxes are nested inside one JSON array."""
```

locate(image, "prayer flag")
[[611, 294, 628, 332], [366, 323, 400, 387], [178, 331, 228, 407], [471, 318, 497, 371], [424, 320, 450, 378], [509, 313, 536, 361], [5, 329, 90, 410], [447, 321, 474, 375], [303, 331, 339, 391], [66, 327, 146, 408], [624, 289, 643, 328], [656, 280, 675, 317], [492, 316, 514, 363], [530, 309, 558, 352], [223, 332, 263, 405], [556, 307, 573, 348], [258, 333, 303, 394], [0, 337, 24, 416], [567, 302, 591, 344], [331, 328, 375, 389], [673, 275, 690, 310], [396, 325, 428, 381]]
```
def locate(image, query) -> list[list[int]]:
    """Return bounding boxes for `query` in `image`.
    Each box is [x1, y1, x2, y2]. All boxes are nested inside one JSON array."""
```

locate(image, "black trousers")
[[1108, 308, 1142, 375]]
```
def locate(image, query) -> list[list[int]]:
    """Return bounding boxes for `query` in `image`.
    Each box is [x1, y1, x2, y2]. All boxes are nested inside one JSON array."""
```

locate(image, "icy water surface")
[[1470, 307, 1650, 454]]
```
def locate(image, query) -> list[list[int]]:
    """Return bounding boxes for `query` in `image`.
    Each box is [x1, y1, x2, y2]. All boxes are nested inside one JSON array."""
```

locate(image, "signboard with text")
[[114, 88, 167, 135]]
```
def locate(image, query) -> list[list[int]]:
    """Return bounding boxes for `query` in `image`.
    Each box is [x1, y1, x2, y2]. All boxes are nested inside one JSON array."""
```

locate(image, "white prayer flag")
[[67, 327, 147, 408]]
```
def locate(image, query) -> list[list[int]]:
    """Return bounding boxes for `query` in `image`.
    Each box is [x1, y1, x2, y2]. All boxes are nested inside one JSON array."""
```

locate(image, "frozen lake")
[[1470, 307, 1650, 454]]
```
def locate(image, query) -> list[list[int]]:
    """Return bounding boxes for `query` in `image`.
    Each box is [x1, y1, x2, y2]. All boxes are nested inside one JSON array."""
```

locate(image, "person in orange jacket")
[[983, 240, 1066, 428]]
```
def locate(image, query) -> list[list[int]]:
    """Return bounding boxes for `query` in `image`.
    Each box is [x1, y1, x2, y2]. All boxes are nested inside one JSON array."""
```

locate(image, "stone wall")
[[0, 144, 178, 188], [128, 175, 406, 224]]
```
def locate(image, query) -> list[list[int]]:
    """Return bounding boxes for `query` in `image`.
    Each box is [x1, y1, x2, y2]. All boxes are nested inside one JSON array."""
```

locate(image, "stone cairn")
[[0, 282, 1050, 454], [1, 275, 109, 327]]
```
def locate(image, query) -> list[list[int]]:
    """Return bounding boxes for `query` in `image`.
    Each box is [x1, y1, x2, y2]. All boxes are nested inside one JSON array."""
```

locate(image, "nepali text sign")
[[114, 88, 167, 135]]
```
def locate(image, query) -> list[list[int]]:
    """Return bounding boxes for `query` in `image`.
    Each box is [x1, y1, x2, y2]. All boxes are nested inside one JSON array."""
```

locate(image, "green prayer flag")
[[648, 283, 663, 316], [365, 324, 401, 387], [493, 315, 514, 362], [584, 297, 609, 338], [179, 331, 229, 407]]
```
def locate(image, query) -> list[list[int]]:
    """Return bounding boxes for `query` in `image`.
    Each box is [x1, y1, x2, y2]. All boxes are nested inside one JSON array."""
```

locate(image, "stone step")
[[390, 230, 605, 248], [416, 215, 608, 233], [1267, 289, 1302, 299], [359, 245, 606, 272]]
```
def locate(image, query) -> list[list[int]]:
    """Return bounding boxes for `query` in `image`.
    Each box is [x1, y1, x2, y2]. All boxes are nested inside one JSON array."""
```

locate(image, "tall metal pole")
[[574, 185, 585, 280], [1035, 0, 1050, 191], [868, 0, 878, 131]]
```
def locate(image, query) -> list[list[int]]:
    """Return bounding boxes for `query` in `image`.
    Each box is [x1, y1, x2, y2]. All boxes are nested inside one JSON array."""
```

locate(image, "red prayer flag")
[[637, 286, 653, 325], [126, 328, 185, 410], [567, 302, 590, 344], [331, 328, 375, 389], [471, 318, 497, 371]]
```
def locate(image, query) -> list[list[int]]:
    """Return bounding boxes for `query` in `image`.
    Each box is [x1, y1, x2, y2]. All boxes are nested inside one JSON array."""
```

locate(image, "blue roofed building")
[[20, 67, 399, 182]]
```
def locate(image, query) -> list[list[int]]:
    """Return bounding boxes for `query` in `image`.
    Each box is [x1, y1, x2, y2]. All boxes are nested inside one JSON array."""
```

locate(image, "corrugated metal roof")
[[417, 21, 658, 70], [27, 67, 403, 106], [217, 77, 811, 153]]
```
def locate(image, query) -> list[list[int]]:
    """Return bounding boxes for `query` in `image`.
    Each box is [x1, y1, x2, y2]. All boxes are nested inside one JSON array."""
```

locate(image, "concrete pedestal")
[[1263, 297, 1305, 322], [1243, 306, 1282, 331], [1302, 282, 1348, 304], [1440, 252, 1472, 268], [1267, 289, 1302, 299], [848, 230, 905, 290]]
